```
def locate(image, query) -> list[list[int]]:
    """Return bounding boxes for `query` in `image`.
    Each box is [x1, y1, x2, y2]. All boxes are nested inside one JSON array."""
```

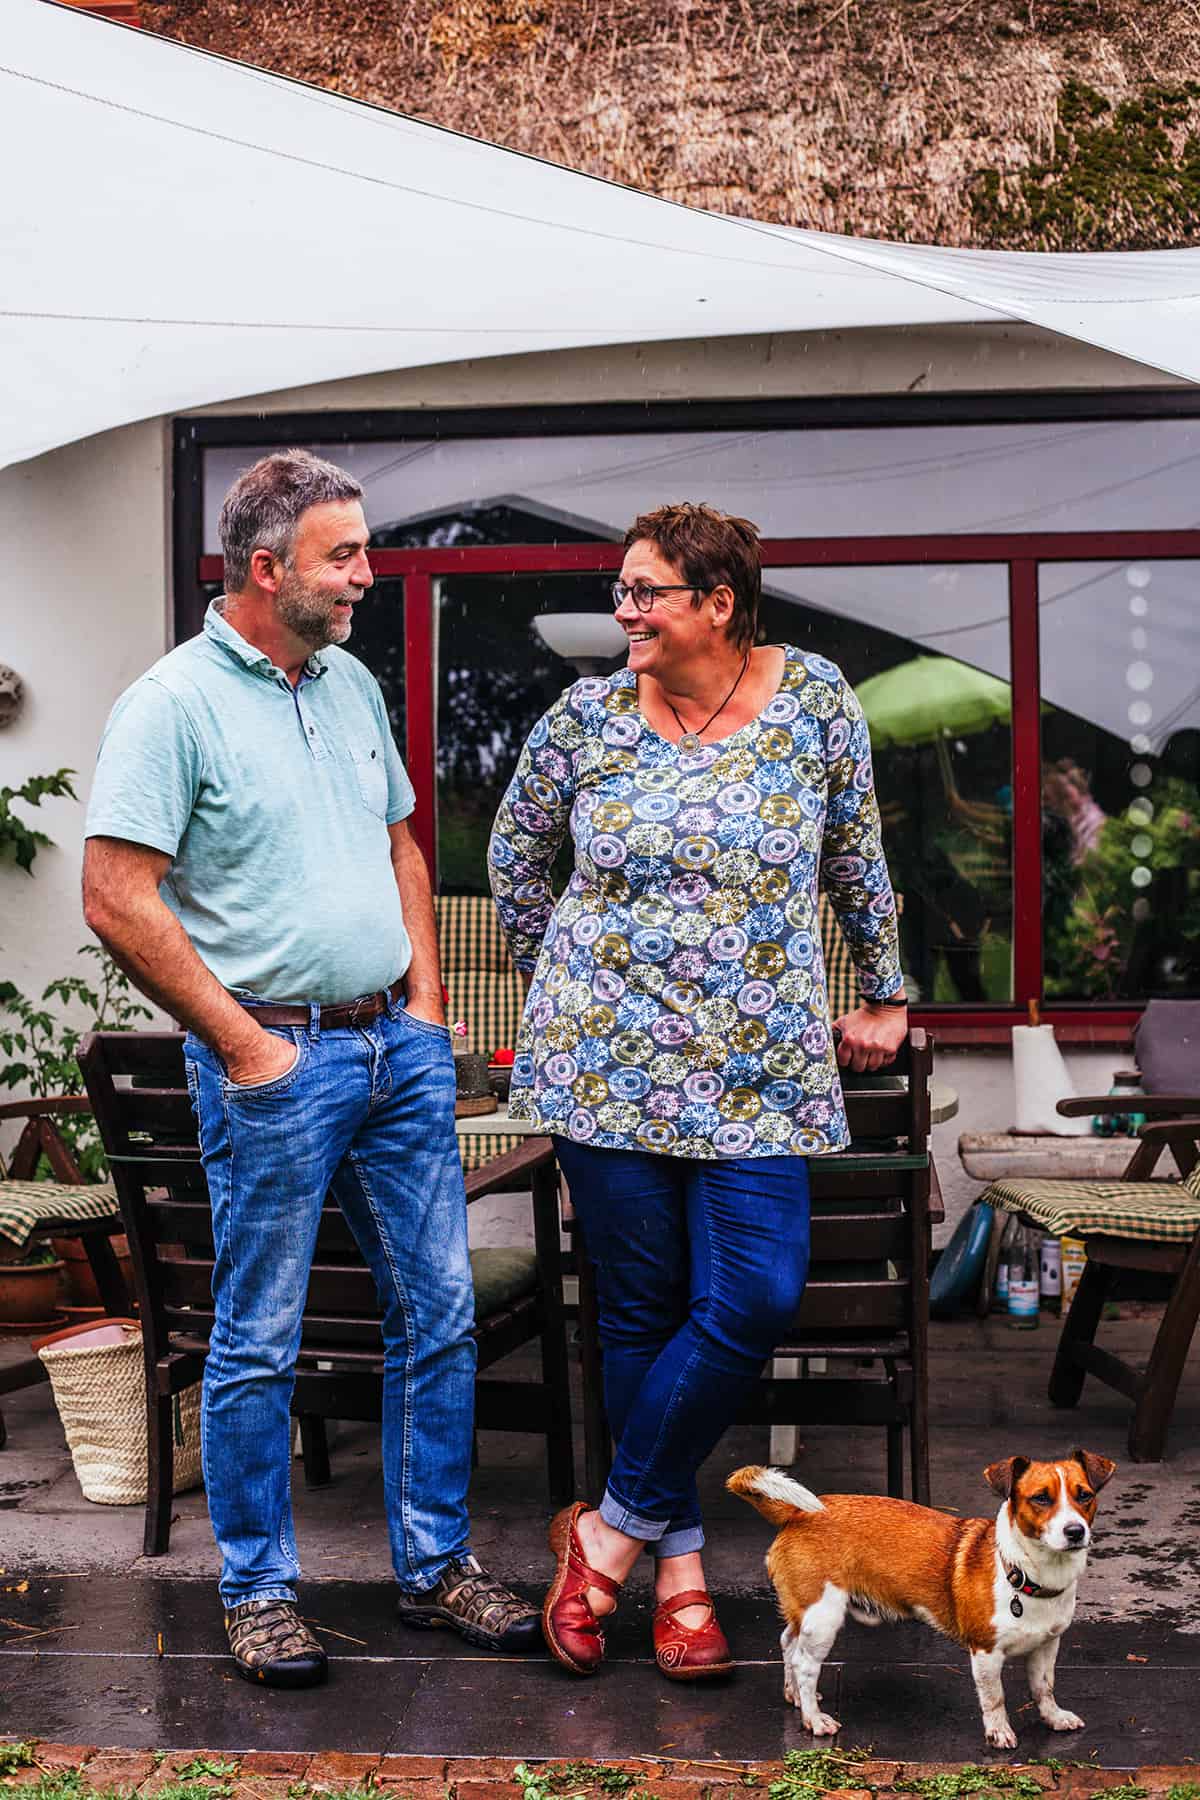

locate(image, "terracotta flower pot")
[[52, 1234, 133, 1308], [0, 1258, 65, 1328]]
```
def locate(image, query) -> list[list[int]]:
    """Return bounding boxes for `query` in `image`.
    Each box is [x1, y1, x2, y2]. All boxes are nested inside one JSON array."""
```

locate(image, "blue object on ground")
[[929, 1199, 994, 1318]]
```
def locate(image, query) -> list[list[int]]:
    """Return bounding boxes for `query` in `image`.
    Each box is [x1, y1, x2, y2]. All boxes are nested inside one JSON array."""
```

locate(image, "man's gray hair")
[[219, 449, 364, 592]]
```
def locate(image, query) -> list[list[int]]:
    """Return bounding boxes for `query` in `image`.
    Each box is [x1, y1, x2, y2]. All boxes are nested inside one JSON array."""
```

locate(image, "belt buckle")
[[347, 993, 373, 1029]]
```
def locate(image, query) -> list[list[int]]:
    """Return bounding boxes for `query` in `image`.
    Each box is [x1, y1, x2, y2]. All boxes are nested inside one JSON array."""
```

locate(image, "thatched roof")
[[140, 0, 1200, 249]]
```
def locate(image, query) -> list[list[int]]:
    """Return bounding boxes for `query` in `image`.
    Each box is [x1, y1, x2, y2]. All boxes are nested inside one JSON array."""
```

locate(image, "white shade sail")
[[2, 0, 1199, 476]]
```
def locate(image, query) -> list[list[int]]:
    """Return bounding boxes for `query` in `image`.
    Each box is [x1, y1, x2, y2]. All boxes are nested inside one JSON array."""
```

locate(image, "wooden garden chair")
[[78, 1030, 574, 1554], [981, 1106, 1200, 1461]]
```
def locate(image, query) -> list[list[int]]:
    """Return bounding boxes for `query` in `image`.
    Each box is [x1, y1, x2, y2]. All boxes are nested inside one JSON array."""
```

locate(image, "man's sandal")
[[542, 1501, 623, 1675], [396, 1553, 542, 1653], [225, 1598, 328, 1688]]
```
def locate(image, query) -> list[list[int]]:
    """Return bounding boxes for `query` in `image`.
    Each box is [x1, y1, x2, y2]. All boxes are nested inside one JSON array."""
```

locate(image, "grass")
[[895, 1771, 1046, 1800]]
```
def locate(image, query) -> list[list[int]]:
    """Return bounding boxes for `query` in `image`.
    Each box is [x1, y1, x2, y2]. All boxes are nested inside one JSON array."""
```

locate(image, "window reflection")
[[1041, 563, 1200, 1000]]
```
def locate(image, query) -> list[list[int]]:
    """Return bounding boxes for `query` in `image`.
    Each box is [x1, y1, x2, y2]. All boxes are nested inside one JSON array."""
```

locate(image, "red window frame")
[[199, 527, 1200, 1036]]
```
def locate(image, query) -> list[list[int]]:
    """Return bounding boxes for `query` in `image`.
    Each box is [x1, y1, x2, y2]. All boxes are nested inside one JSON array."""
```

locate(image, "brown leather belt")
[[239, 977, 406, 1030]]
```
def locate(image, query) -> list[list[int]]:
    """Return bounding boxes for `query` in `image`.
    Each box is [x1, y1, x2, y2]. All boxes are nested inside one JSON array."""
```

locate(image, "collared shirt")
[[86, 599, 415, 1004], [488, 647, 904, 1159]]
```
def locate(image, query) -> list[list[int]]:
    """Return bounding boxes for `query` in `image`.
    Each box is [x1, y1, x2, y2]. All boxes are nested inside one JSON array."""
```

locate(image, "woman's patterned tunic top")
[[487, 646, 904, 1159]]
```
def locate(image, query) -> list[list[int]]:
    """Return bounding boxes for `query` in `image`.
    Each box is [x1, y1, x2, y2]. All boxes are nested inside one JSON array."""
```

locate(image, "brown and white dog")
[[728, 1451, 1116, 1749]]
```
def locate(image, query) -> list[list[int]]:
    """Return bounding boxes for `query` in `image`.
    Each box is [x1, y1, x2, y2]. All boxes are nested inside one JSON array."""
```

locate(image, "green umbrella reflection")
[[856, 655, 1011, 748], [858, 654, 1012, 858]]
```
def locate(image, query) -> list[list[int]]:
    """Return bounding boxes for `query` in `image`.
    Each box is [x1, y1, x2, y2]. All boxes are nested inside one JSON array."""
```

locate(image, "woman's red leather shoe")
[[653, 1589, 734, 1680], [542, 1502, 623, 1675]]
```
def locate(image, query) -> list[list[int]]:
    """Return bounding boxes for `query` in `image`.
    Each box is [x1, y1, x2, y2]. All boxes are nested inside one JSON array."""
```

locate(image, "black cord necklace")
[[666, 651, 751, 754]]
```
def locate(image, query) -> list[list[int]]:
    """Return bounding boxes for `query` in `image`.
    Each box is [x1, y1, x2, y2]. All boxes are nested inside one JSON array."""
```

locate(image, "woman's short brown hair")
[[624, 503, 761, 651]]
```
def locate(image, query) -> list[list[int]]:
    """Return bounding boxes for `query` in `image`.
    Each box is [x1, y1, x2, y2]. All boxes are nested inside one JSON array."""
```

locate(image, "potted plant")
[[0, 1242, 65, 1328]]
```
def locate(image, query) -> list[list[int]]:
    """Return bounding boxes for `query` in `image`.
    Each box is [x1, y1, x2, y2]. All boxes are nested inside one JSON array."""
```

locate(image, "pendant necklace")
[[667, 651, 750, 754]]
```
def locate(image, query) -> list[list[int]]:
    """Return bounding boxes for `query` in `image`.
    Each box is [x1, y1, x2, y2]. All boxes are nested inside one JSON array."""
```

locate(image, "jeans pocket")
[[221, 1029, 305, 1099], [396, 1005, 452, 1043]]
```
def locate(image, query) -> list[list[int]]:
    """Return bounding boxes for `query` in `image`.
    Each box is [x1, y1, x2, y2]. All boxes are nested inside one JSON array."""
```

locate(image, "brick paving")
[[3, 1746, 1198, 1798]]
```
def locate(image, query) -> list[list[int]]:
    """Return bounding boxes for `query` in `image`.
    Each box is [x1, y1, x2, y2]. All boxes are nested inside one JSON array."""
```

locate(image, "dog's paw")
[[804, 1711, 842, 1737], [1045, 1709, 1085, 1733], [984, 1721, 1018, 1751]]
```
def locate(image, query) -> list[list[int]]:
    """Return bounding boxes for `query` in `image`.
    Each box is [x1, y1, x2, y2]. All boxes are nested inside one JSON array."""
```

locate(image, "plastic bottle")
[[1038, 1233, 1062, 1314], [992, 1214, 1018, 1312], [1007, 1223, 1040, 1329]]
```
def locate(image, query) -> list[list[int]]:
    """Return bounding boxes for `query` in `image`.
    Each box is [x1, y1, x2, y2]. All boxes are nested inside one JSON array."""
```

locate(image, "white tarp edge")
[[0, 0, 1196, 474]]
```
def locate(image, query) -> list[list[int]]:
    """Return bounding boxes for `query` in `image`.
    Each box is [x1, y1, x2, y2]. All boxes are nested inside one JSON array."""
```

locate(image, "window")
[[189, 402, 1200, 1016]]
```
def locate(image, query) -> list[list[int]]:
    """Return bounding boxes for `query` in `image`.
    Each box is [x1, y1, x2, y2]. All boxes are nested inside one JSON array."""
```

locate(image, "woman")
[[488, 503, 907, 1680]]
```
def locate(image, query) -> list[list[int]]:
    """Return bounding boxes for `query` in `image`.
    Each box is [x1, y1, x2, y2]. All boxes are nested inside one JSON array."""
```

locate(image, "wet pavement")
[[2, 1310, 1198, 1765]]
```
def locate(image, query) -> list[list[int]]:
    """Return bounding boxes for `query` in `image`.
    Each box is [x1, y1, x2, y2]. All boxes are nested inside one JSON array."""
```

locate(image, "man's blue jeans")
[[552, 1139, 810, 1558], [184, 998, 476, 1609]]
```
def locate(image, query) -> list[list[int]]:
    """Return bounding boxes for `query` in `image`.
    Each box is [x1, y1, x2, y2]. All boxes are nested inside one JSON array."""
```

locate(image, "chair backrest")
[[788, 1028, 933, 1346], [435, 891, 903, 1059], [78, 1032, 389, 1366]]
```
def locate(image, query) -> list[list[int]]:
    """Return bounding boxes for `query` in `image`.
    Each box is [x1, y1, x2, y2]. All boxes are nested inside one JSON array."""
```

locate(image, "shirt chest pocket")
[[348, 739, 389, 817]]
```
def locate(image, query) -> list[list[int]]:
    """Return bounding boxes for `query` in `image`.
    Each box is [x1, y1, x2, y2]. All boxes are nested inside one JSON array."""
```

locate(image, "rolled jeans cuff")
[[652, 1523, 705, 1559], [599, 1488, 706, 1558]]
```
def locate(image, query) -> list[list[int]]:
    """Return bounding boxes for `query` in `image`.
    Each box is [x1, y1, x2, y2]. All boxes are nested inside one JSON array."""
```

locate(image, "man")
[[83, 449, 540, 1687]]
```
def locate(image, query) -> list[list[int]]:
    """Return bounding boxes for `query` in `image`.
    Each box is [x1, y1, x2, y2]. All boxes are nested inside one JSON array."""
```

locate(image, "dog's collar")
[[1001, 1554, 1066, 1600]]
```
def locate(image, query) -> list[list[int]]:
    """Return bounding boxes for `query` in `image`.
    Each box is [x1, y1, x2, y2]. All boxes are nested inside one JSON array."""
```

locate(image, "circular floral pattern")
[[489, 646, 902, 1159]]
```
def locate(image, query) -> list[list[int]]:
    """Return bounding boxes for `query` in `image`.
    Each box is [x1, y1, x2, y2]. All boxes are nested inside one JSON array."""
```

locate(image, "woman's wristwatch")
[[863, 992, 909, 1009]]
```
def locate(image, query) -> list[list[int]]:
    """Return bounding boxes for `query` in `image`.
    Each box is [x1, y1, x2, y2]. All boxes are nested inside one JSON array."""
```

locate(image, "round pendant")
[[678, 732, 702, 754], [1010, 1596, 1024, 1618]]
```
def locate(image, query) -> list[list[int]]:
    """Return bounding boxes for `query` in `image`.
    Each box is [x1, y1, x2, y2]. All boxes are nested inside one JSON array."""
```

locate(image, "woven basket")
[[38, 1323, 203, 1505]]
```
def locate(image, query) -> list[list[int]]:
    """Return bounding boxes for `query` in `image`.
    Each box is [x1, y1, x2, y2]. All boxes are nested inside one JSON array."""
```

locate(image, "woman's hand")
[[832, 1003, 908, 1073]]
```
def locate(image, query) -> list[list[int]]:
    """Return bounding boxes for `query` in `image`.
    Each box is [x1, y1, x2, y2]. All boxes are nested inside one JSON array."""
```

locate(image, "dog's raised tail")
[[726, 1464, 825, 1526]]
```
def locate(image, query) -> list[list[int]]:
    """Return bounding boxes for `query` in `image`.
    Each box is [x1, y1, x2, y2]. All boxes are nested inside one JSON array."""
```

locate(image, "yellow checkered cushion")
[[818, 892, 904, 1020], [458, 1131, 524, 1174], [984, 1172, 1200, 1244]]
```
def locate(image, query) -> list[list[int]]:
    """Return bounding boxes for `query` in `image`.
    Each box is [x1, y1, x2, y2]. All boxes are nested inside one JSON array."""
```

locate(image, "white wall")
[[0, 419, 169, 1107]]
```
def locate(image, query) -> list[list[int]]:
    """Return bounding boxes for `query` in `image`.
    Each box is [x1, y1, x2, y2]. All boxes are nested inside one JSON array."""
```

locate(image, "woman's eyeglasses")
[[610, 581, 703, 613]]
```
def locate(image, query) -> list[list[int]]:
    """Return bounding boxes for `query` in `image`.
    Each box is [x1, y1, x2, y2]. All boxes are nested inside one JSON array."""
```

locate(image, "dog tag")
[[1010, 1596, 1024, 1618]]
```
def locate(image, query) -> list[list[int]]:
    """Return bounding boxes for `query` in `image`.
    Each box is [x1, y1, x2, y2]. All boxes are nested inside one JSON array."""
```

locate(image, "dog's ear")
[[984, 1455, 1028, 1498], [1072, 1448, 1117, 1492]]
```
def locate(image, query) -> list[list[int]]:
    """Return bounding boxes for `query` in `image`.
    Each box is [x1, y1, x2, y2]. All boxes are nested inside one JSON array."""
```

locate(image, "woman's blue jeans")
[[552, 1139, 810, 1558], [184, 998, 476, 1609]]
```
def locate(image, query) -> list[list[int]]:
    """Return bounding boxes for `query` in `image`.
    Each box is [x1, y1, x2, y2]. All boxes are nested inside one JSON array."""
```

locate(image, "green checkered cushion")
[[470, 1246, 537, 1319], [984, 1172, 1200, 1244], [457, 1130, 524, 1174], [0, 1179, 120, 1254]]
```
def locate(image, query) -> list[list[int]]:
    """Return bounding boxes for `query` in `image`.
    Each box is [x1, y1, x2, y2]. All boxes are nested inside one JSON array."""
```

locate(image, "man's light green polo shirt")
[[86, 601, 415, 1004]]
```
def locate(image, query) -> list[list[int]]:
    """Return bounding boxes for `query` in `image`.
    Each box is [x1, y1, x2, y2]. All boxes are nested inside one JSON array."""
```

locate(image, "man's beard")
[[275, 567, 361, 649]]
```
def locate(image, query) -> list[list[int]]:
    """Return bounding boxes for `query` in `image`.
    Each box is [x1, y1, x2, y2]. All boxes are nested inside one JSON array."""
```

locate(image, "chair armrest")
[[1058, 1095, 1200, 1119], [0, 1095, 93, 1122], [463, 1135, 555, 1203], [1133, 1117, 1200, 1180], [1135, 1117, 1200, 1142]]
